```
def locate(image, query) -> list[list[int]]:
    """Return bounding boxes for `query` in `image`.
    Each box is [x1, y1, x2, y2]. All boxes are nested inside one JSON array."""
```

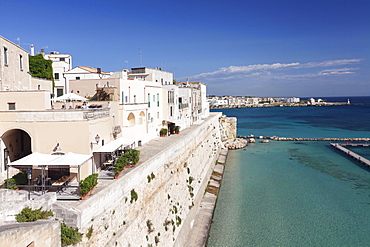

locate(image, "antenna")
[[138, 48, 143, 67], [124, 61, 129, 70]]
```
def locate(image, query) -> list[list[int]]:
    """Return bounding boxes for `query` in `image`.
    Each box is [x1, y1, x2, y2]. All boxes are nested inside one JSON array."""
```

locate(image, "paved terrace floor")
[[60, 113, 220, 206]]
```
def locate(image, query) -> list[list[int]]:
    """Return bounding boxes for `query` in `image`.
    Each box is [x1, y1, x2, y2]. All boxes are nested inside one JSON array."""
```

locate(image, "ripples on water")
[[207, 97, 370, 246]]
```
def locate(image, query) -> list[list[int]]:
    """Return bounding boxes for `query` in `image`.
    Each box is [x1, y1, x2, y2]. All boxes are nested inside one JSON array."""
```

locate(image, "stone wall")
[[0, 220, 61, 247], [219, 115, 237, 141], [53, 112, 223, 247], [0, 189, 56, 225]]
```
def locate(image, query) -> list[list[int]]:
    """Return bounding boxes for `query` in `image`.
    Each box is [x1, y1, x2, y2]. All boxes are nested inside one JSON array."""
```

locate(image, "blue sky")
[[1, 0, 369, 97]]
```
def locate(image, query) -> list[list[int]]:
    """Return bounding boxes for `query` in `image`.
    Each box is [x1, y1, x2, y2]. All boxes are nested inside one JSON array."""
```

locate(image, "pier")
[[237, 135, 370, 142], [330, 143, 370, 168]]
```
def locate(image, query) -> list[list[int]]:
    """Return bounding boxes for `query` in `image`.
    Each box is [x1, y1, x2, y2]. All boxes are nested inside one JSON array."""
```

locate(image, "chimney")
[[30, 44, 35, 56], [97, 68, 101, 74]]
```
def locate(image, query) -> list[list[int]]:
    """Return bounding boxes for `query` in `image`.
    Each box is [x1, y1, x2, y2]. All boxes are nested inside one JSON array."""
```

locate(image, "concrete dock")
[[330, 143, 370, 168]]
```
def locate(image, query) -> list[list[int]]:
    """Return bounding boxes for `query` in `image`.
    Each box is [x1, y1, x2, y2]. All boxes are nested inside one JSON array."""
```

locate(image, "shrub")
[[2, 178, 18, 190], [160, 128, 167, 136], [86, 225, 93, 239], [79, 174, 98, 196], [12, 171, 28, 185], [130, 189, 138, 203], [125, 149, 140, 164], [61, 223, 82, 246], [15, 207, 53, 222]]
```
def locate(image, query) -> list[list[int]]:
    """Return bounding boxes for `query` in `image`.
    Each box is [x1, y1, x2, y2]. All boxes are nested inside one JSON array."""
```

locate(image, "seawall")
[[53, 112, 224, 246]]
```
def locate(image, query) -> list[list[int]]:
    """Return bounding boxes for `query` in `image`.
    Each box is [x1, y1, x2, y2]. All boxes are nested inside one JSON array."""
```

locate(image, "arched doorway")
[[1, 129, 32, 168], [139, 111, 145, 125], [127, 113, 136, 127]]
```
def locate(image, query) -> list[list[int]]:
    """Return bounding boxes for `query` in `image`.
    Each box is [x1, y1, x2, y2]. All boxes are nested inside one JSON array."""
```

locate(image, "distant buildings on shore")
[[207, 96, 346, 108]]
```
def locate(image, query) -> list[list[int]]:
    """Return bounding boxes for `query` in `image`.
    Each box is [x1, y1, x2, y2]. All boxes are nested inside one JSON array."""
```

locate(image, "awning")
[[93, 137, 134, 153], [8, 152, 92, 168], [8, 152, 59, 167], [46, 152, 92, 168]]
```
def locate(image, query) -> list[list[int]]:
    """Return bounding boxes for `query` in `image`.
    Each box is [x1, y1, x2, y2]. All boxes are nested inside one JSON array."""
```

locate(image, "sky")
[[1, 0, 369, 97]]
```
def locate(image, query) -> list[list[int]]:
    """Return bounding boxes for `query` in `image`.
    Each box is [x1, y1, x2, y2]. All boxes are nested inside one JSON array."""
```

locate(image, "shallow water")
[[207, 97, 370, 246]]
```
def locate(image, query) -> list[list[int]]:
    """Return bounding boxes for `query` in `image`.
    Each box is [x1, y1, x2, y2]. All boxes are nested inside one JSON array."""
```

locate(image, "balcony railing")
[[1, 108, 110, 122]]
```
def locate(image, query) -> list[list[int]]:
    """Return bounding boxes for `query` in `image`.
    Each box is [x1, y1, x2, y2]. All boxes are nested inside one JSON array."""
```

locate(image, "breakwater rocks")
[[237, 136, 370, 142], [223, 138, 248, 149]]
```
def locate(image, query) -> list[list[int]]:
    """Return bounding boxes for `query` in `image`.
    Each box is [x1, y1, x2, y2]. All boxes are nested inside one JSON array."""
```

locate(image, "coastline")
[[185, 148, 228, 247], [210, 101, 349, 109]]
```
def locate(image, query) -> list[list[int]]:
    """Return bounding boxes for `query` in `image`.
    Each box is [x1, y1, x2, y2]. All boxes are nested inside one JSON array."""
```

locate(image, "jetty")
[[330, 143, 370, 168], [237, 136, 370, 142]]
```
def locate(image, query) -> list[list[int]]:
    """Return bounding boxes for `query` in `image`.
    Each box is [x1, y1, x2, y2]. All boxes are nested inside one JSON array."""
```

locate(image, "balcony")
[[121, 103, 148, 111]]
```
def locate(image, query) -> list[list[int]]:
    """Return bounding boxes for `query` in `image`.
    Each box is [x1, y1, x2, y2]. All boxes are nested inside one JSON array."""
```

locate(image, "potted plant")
[[80, 174, 98, 200], [160, 128, 168, 137], [175, 126, 181, 134]]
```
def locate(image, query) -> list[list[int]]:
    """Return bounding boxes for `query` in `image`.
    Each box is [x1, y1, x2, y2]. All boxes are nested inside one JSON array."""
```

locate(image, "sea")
[[207, 96, 370, 247]]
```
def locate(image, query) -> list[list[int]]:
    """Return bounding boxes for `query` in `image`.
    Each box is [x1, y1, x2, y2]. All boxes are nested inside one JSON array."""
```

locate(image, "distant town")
[[207, 96, 350, 109]]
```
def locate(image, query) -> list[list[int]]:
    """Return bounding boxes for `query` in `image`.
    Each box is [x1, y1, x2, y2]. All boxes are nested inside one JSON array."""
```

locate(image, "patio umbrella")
[[54, 93, 88, 102], [54, 93, 88, 109]]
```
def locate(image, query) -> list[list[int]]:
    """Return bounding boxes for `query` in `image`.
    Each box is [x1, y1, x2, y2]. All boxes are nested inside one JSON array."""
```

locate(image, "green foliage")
[[113, 149, 140, 175], [130, 189, 138, 203], [155, 235, 160, 245], [12, 171, 28, 185], [79, 174, 98, 196], [2, 178, 18, 190], [125, 149, 140, 164], [61, 223, 82, 246], [15, 207, 53, 222], [29, 54, 54, 84], [188, 176, 194, 184], [176, 216, 182, 226], [175, 126, 181, 133], [160, 128, 167, 136], [86, 225, 93, 239], [146, 219, 154, 233]]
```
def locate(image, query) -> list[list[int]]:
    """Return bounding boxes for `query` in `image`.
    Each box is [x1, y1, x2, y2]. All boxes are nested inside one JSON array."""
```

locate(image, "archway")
[[139, 111, 145, 125], [1, 129, 32, 167], [127, 113, 136, 127]]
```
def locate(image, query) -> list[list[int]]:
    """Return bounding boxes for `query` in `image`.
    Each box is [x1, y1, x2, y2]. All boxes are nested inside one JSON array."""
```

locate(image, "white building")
[[44, 51, 72, 97]]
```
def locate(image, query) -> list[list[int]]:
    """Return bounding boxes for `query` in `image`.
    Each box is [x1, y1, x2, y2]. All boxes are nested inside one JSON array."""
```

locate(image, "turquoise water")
[[207, 97, 370, 247]]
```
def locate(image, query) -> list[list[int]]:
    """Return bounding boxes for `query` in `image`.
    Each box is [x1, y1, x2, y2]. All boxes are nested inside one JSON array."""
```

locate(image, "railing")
[[179, 103, 189, 109], [1, 108, 110, 122]]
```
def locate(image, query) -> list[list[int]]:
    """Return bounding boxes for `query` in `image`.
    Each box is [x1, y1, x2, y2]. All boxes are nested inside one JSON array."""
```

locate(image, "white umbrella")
[[54, 93, 88, 102]]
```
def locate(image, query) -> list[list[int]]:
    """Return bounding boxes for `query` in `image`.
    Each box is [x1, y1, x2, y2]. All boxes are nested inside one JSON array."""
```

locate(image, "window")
[[153, 95, 155, 102], [125, 96, 128, 103], [59, 58, 65, 61], [54, 73, 59, 80], [170, 106, 173, 117], [134, 95, 137, 103], [57, 88, 63, 97], [157, 112, 159, 119], [19, 54, 23, 70], [148, 113, 151, 121], [8, 102, 15, 110], [76, 77, 80, 80], [3, 47, 8, 65], [148, 93, 150, 107], [157, 93, 159, 107]]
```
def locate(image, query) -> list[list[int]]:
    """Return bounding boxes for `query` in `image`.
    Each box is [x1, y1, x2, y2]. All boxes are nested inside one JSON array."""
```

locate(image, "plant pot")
[[80, 186, 96, 200], [175, 132, 180, 134], [160, 135, 166, 137], [114, 170, 123, 179]]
